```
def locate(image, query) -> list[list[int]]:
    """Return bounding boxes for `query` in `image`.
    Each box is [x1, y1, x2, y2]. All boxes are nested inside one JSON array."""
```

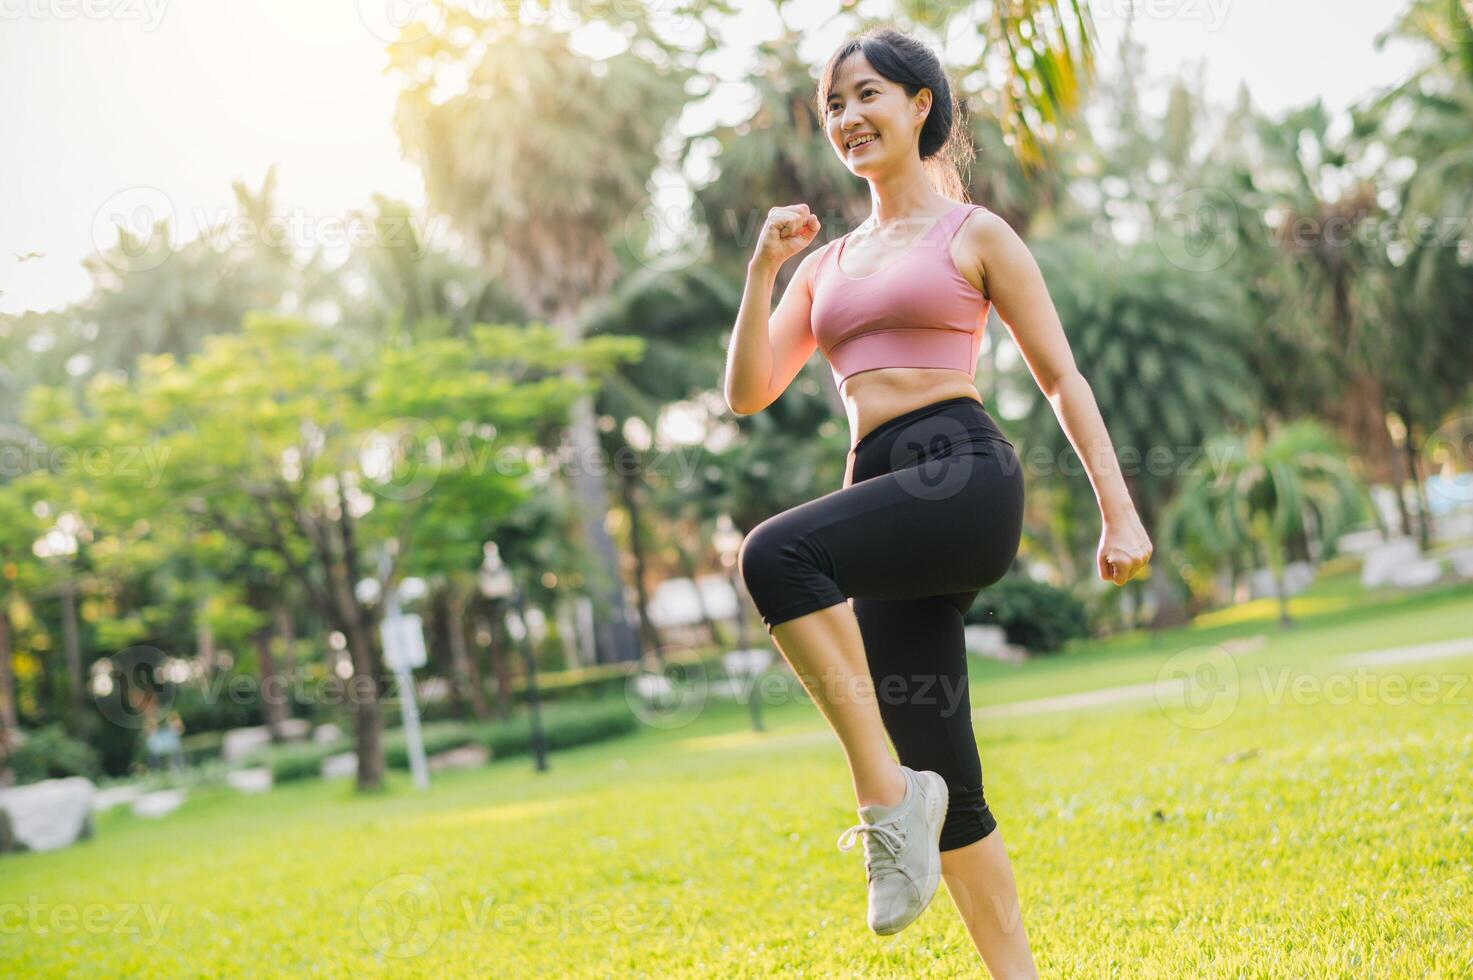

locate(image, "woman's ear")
[[913, 87, 931, 123]]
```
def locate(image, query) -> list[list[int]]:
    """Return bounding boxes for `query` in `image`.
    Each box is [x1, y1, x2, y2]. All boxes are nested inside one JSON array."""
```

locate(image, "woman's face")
[[824, 51, 929, 175]]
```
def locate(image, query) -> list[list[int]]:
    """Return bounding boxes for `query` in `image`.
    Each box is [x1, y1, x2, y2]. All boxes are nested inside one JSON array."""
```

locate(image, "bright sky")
[[0, 0, 1426, 316]]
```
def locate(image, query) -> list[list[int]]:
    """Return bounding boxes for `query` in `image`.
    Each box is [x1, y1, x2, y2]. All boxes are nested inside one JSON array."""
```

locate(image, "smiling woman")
[[818, 31, 975, 205], [723, 23, 1153, 975]]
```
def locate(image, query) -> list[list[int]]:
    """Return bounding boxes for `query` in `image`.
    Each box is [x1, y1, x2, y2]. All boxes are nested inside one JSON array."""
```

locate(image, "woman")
[[723, 26, 1153, 974]]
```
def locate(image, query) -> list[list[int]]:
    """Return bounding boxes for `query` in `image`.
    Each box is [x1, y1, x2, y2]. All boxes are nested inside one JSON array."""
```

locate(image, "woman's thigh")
[[786, 444, 1025, 603]]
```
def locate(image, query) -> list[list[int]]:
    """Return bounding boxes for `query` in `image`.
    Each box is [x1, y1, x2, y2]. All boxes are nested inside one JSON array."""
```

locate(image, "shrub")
[[965, 574, 1090, 654], [472, 699, 638, 760], [170, 679, 264, 734], [240, 700, 639, 782], [179, 730, 225, 766], [407, 649, 730, 721], [382, 722, 478, 769], [244, 740, 349, 784], [5, 725, 104, 785]]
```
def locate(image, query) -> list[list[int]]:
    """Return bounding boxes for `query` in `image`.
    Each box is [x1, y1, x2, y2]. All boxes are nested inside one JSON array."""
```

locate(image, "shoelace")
[[836, 819, 907, 879]]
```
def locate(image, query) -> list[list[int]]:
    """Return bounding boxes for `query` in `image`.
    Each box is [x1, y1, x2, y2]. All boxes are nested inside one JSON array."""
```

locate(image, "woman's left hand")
[[1098, 513, 1153, 585]]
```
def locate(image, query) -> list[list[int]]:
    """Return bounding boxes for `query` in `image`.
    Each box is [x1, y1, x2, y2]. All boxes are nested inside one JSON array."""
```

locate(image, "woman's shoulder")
[[800, 237, 845, 292]]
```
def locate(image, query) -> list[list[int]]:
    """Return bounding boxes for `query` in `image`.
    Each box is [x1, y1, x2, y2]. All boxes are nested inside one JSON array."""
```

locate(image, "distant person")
[[724, 26, 1151, 973], [146, 711, 186, 774]]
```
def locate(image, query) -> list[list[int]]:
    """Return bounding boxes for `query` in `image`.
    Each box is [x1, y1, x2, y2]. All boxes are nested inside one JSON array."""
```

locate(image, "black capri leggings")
[[738, 394, 1025, 850]]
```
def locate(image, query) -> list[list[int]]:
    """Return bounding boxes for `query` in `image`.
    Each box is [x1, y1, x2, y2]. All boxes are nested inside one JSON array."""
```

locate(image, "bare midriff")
[[842, 367, 983, 450]]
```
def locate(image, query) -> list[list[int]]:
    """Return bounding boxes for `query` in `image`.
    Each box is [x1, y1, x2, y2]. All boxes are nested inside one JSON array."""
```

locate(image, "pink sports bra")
[[809, 200, 992, 387]]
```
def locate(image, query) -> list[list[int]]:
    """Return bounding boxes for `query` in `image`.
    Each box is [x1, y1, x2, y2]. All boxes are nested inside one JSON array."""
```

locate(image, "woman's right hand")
[[752, 203, 820, 271]]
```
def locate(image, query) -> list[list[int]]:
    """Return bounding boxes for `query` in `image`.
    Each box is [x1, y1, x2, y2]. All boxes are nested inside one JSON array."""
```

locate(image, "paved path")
[[969, 635, 1473, 720], [972, 680, 1165, 719], [688, 635, 1473, 753], [1334, 636, 1473, 667]]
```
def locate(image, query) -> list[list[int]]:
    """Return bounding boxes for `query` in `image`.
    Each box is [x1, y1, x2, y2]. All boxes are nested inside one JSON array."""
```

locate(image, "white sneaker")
[[836, 765, 949, 935]]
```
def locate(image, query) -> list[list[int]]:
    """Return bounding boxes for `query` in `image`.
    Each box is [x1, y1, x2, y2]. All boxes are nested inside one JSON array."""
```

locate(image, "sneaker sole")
[[916, 770, 948, 913], [874, 769, 950, 935]]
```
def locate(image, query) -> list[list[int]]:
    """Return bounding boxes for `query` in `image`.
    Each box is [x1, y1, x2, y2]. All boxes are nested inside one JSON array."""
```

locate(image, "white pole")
[[380, 550, 429, 790]]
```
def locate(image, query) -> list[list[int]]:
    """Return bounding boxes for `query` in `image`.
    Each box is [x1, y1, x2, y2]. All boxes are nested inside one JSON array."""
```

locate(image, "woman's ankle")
[[855, 765, 908, 809]]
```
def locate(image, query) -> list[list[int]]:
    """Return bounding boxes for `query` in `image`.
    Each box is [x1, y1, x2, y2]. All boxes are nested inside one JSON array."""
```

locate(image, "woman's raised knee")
[[738, 518, 791, 596]]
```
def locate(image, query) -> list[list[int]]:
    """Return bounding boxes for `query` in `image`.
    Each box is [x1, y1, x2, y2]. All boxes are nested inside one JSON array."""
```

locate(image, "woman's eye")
[[829, 90, 875, 112]]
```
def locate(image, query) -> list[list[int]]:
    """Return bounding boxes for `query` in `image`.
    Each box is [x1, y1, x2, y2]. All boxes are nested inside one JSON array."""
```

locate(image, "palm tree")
[[1355, 0, 1473, 544], [920, 0, 1099, 173], [334, 194, 529, 346], [391, 19, 691, 664], [1240, 103, 1409, 509], [80, 167, 307, 377], [1159, 420, 1370, 625], [1011, 237, 1258, 625], [579, 261, 742, 650]]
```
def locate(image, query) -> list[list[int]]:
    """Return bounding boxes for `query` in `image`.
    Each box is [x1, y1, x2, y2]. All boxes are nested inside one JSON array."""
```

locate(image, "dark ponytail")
[[816, 27, 975, 202]]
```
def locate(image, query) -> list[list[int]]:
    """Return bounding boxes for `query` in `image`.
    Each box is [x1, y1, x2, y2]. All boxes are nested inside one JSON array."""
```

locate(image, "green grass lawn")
[[4, 581, 1472, 978]]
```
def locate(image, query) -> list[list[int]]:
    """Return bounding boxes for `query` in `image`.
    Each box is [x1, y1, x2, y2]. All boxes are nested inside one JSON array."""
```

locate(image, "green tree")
[[390, 16, 688, 665], [579, 261, 740, 651], [1012, 238, 1257, 625], [25, 313, 636, 790], [1160, 419, 1370, 625], [0, 479, 49, 747]]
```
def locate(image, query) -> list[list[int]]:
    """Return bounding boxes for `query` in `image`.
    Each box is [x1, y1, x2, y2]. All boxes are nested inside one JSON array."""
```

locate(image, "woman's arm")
[[724, 248, 821, 416], [969, 213, 1153, 584]]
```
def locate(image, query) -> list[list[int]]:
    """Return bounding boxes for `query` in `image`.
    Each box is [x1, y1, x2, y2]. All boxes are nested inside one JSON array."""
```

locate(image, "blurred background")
[[1, 1, 1471, 972]]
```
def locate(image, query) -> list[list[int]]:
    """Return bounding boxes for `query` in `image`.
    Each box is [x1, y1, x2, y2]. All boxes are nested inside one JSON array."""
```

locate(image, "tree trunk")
[[332, 476, 384, 793], [252, 623, 290, 741], [1387, 426, 1415, 540], [615, 463, 664, 655], [341, 612, 384, 792], [674, 530, 723, 648], [446, 591, 489, 721], [274, 601, 297, 679], [1403, 431, 1433, 549], [565, 595, 593, 669], [727, 566, 766, 730], [196, 595, 215, 673], [820, 367, 844, 418], [0, 604, 17, 736], [481, 598, 515, 720], [511, 589, 549, 773], [1273, 565, 1293, 628], [59, 577, 84, 724], [551, 308, 640, 665], [243, 580, 290, 741], [728, 569, 750, 655], [428, 588, 467, 720], [1130, 480, 1188, 631]]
